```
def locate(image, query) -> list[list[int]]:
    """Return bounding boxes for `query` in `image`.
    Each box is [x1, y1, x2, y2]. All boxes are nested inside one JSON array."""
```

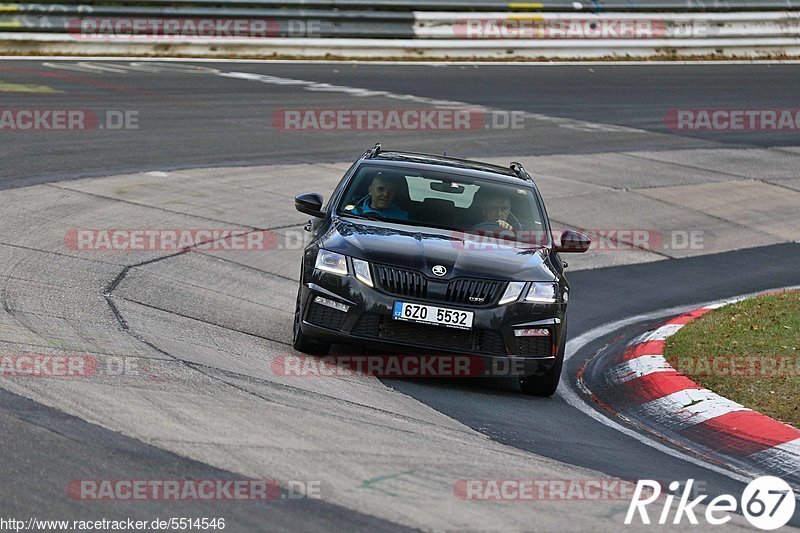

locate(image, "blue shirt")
[[350, 196, 409, 221]]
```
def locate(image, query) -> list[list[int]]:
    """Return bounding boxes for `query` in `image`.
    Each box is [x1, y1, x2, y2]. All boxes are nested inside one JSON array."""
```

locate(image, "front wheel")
[[292, 289, 330, 355], [518, 325, 565, 397]]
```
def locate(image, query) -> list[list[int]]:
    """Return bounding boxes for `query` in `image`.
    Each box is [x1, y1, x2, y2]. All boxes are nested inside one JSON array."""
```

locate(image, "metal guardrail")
[[0, 1, 798, 57], [1, 0, 799, 10], [2, 7, 798, 38], [418, 12, 800, 39], [0, 5, 416, 37]]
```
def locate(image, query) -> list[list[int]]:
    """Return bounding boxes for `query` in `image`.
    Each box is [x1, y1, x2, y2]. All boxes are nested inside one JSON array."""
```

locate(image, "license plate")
[[392, 301, 474, 330]]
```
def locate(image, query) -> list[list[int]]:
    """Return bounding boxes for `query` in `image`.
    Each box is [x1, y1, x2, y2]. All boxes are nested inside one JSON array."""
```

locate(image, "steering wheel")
[[471, 221, 508, 232], [508, 211, 523, 229]]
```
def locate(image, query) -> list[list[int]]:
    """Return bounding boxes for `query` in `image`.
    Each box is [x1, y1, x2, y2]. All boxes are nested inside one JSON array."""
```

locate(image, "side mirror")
[[555, 229, 591, 253], [295, 192, 325, 218]]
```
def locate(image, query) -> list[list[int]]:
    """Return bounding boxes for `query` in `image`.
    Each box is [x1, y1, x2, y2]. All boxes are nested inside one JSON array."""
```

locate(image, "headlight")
[[524, 282, 558, 303], [499, 281, 526, 305], [352, 258, 373, 287], [315, 249, 348, 276]]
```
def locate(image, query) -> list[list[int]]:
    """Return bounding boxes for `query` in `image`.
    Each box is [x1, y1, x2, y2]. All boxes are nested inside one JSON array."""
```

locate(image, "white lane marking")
[[607, 354, 674, 384], [216, 70, 643, 133], [748, 438, 800, 477], [217, 70, 485, 106], [41, 61, 220, 74], [705, 297, 748, 309], [636, 388, 748, 431], [559, 284, 800, 486], [42, 61, 132, 74], [627, 322, 685, 345], [643, 322, 685, 341], [36, 60, 644, 133]]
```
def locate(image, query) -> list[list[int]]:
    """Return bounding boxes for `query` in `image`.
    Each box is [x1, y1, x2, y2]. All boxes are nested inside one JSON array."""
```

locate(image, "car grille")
[[351, 313, 506, 355], [306, 302, 347, 331], [445, 278, 504, 305], [374, 265, 428, 299], [515, 336, 551, 357], [373, 265, 505, 307]]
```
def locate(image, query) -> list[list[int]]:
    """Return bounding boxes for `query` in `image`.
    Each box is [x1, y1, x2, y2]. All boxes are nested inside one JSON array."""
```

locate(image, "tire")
[[518, 324, 566, 397], [292, 288, 330, 355]]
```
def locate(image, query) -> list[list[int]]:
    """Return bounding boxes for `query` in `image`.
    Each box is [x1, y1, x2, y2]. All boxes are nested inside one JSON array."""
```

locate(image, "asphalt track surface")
[[1, 61, 799, 187], [0, 389, 409, 532], [1, 59, 799, 530], [388, 243, 800, 519]]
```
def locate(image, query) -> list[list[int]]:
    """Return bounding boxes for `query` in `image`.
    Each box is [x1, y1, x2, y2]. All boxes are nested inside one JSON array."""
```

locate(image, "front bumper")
[[298, 268, 567, 374]]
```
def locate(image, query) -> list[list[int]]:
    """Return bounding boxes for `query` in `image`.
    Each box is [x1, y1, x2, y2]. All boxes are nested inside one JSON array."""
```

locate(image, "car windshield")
[[336, 163, 548, 245]]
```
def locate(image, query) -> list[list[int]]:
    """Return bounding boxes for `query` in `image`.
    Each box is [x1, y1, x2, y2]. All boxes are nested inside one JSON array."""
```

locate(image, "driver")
[[351, 172, 409, 221], [475, 193, 513, 230]]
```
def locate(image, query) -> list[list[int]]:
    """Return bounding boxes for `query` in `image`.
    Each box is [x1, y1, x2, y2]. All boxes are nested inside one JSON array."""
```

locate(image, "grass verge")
[[664, 290, 799, 428]]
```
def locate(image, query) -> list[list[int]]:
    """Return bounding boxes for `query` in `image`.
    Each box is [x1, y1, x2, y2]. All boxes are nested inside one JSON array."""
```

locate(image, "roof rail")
[[365, 142, 381, 159], [509, 161, 532, 182]]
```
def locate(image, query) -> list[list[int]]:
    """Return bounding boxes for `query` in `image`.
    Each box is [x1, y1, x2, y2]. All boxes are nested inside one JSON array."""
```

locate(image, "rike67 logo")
[[626, 477, 796, 530]]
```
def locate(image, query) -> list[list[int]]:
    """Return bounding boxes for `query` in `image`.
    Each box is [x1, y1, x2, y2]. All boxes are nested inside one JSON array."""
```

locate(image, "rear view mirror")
[[295, 192, 325, 218], [555, 229, 591, 253], [430, 181, 465, 194]]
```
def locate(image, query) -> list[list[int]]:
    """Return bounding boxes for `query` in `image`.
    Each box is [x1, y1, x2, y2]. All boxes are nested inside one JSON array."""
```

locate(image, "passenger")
[[350, 173, 409, 221]]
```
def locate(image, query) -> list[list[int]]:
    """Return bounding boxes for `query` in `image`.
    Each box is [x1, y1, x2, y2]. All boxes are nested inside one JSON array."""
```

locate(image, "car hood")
[[321, 217, 556, 281]]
